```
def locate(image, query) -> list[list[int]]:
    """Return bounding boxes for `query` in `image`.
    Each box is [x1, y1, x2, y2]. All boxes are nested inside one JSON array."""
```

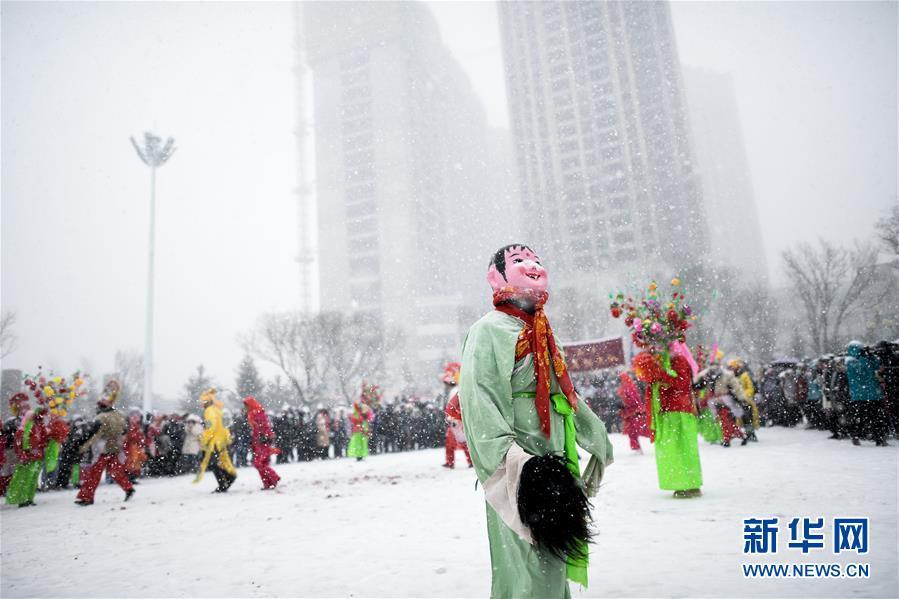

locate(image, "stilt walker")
[[243, 396, 280, 490], [75, 380, 135, 505], [460, 244, 614, 598], [194, 388, 237, 492]]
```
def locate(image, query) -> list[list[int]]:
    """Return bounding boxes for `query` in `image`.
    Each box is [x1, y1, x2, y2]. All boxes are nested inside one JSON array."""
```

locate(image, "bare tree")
[[1, 310, 17, 358], [114, 350, 145, 409], [241, 311, 402, 407], [782, 240, 886, 355], [239, 311, 330, 406], [320, 311, 401, 404], [875, 204, 899, 257], [178, 364, 216, 414]]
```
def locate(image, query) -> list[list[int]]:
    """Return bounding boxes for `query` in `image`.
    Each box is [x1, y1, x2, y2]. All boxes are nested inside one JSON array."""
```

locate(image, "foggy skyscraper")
[[683, 68, 768, 281], [498, 1, 709, 284], [301, 2, 515, 385]]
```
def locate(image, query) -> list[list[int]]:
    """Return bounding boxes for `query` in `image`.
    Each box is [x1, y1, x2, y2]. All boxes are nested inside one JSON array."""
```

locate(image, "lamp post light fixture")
[[130, 132, 176, 413]]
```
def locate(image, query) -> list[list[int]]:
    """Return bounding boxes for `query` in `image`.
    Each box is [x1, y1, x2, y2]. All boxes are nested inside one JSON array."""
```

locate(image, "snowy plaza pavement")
[[1, 427, 896, 598]]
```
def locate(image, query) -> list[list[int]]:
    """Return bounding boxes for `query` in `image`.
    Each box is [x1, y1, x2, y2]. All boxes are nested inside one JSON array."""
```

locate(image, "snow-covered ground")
[[1, 428, 896, 598]]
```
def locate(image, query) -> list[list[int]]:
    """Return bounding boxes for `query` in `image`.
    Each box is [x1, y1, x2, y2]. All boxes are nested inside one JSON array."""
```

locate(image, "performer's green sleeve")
[[574, 397, 614, 466], [460, 316, 517, 484]]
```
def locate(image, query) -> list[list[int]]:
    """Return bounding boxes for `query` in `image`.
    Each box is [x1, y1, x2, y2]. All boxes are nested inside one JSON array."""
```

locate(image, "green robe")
[[460, 310, 614, 599], [6, 420, 42, 506], [346, 433, 369, 458]]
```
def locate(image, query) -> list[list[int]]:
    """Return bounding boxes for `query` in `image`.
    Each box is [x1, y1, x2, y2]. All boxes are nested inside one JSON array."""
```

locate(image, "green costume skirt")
[[654, 411, 703, 491], [6, 461, 42, 505], [346, 433, 369, 458], [697, 408, 723, 444], [486, 503, 571, 599]]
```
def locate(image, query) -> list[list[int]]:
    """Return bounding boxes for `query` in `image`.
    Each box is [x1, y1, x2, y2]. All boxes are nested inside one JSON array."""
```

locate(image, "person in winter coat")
[[164, 415, 185, 475], [75, 380, 135, 505], [827, 357, 852, 439], [331, 408, 348, 458], [194, 388, 237, 492], [273, 407, 292, 464], [52, 415, 91, 489], [181, 414, 203, 473], [6, 404, 48, 507], [0, 393, 30, 496], [845, 342, 889, 446], [123, 409, 148, 482], [314, 409, 331, 460], [229, 413, 252, 468], [243, 397, 281, 490], [873, 340, 899, 438], [617, 371, 650, 452]]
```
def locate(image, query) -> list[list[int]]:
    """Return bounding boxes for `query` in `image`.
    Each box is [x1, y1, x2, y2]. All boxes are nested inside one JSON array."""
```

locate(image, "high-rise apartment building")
[[300, 2, 515, 387], [498, 1, 708, 284], [683, 68, 768, 281]]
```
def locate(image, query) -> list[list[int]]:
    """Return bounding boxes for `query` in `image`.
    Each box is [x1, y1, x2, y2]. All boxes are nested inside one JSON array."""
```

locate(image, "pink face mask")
[[487, 247, 548, 294]]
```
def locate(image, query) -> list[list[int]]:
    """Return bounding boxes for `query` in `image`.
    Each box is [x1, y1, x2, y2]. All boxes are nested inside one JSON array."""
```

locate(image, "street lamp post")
[[130, 132, 176, 413]]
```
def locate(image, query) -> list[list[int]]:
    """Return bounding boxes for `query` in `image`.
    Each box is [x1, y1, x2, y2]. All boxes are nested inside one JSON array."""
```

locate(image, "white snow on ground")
[[1, 428, 896, 598]]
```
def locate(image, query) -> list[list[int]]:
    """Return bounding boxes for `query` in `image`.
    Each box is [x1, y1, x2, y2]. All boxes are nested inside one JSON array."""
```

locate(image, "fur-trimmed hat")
[[99, 380, 121, 407]]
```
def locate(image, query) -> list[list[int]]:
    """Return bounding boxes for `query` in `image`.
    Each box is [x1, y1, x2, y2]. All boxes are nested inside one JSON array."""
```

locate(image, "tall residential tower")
[[498, 1, 708, 285], [683, 68, 768, 281], [300, 2, 516, 387]]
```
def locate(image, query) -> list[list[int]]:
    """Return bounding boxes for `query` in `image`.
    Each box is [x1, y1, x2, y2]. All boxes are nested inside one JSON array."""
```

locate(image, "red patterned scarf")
[[493, 288, 578, 438]]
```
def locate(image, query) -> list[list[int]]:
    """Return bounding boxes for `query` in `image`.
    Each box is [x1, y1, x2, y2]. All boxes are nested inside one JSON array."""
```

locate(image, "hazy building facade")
[[683, 68, 768, 281], [301, 2, 515, 388], [498, 1, 708, 285]]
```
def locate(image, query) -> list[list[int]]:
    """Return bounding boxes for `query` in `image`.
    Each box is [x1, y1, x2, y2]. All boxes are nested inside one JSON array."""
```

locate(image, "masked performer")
[[243, 396, 281, 490], [443, 388, 472, 469], [460, 244, 614, 598], [441, 363, 471, 468], [0, 393, 30, 496], [194, 388, 237, 492], [346, 401, 373, 462], [631, 339, 703, 498], [617, 371, 650, 452], [75, 380, 135, 505], [6, 403, 48, 507]]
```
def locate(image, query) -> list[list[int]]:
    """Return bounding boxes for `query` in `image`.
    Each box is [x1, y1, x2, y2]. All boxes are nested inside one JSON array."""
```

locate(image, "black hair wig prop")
[[517, 453, 593, 562]]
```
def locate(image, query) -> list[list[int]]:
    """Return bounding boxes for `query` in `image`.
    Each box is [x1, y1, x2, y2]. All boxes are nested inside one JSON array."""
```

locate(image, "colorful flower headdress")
[[23, 367, 88, 417], [360, 381, 382, 407], [608, 277, 697, 351]]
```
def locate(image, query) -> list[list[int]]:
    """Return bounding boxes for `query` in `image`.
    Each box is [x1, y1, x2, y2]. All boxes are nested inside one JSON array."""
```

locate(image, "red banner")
[[562, 337, 625, 371]]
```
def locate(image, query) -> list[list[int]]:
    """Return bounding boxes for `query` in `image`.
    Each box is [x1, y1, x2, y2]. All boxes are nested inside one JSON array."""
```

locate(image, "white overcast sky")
[[2, 1, 896, 399]]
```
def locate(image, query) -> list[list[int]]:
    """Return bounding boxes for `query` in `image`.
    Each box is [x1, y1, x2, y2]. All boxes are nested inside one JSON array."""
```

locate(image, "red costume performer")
[[0, 393, 31, 495], [617, 372, 650, 451], [75, 380, 135, 505], [243, 396, 280, 490], [443, 391, 472, 468], [123, 409, 148, 481]]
